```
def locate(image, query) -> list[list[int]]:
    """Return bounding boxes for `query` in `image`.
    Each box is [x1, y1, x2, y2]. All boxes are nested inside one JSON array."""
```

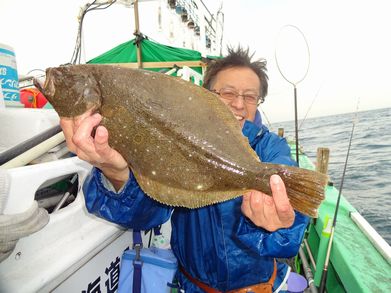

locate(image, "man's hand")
[[241, 175, 295, 232], [60, 111, 129, 190]]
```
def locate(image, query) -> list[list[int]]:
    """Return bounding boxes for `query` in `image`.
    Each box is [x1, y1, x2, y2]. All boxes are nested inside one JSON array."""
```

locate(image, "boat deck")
[[294, 147, 391, 292]]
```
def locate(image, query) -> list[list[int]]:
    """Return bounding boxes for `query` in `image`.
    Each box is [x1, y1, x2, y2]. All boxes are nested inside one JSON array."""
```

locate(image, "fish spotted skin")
[[37, 64, 327, 217]]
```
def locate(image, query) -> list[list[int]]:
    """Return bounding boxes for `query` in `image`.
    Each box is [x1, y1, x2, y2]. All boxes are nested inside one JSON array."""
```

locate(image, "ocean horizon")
[[272, 106, 391, 245], [273, 106, 391, 124]]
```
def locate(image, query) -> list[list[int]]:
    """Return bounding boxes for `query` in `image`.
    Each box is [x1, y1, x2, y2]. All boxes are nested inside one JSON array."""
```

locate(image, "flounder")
[[35, 64, 327, 217]]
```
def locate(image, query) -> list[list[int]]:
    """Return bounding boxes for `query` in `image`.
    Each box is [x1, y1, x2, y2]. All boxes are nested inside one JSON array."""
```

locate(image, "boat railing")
[[176, 65, 203, 85], [350, 211, 391, 264]]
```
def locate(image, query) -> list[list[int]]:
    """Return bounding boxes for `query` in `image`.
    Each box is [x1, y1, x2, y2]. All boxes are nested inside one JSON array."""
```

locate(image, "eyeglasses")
[[213, 88, 261, 105]]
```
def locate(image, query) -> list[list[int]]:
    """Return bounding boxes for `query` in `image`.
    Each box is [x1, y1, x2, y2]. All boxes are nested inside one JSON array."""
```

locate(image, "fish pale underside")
[[36, 64, 328, 218]]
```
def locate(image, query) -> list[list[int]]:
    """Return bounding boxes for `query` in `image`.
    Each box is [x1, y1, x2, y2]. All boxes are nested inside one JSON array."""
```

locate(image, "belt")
[[180, 259, 277, 293]]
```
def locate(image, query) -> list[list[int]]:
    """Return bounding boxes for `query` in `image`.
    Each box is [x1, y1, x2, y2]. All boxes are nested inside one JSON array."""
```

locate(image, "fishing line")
[[275, 24, 310, 166], [260, 108, 273, 130], [319, 99, 360, 293], [299, 83, 323, 131]]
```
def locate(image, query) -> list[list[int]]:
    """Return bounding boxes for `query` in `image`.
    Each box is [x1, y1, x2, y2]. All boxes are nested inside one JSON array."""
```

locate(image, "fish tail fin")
[[255, 164, 328, 218]]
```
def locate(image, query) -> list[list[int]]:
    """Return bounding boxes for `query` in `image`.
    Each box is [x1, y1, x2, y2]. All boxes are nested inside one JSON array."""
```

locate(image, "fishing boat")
[[0, 1, 220, 292], [291, 145, 391, 292], [1, 1, 390, 292]]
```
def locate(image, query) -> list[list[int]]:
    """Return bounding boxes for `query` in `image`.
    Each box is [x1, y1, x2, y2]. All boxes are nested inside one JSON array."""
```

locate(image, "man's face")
[[211, 67, 261, 128]]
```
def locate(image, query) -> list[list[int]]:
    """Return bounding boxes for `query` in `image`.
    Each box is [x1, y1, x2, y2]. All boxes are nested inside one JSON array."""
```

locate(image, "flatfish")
[[35, 64, 327, 217]]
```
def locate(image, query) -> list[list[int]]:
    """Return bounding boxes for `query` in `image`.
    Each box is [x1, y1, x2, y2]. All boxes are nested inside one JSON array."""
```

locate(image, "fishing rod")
[[319, 102, 359, 293]]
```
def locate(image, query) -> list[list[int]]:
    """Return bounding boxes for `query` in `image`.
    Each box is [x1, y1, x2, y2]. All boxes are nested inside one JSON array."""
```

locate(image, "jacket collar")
[[242, 120, 268, 147]]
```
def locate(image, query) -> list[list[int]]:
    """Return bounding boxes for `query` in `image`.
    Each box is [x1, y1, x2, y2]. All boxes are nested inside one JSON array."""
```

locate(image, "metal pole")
[[53, 174, 78, 212], [133, 0, 142, 69], [294, 85, 299, 166], [303, 238, 317, 269], [299, 246, 318, 293]]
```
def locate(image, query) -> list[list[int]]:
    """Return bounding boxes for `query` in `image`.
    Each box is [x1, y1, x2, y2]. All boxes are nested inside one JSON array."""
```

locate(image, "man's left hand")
[[241, 174, 295, 232]]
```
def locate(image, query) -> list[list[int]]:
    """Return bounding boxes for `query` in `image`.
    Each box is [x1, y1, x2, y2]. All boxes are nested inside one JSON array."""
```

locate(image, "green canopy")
[[87, 37, 204, 74]]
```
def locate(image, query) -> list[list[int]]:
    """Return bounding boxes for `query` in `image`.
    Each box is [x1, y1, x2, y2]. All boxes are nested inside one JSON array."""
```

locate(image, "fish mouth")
[[33, 68, 56, 99], [33, 75, 45, 93]]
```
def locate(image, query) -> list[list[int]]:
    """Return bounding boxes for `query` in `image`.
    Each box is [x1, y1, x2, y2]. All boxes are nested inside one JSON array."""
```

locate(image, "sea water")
[[274, 107, 391, 245]]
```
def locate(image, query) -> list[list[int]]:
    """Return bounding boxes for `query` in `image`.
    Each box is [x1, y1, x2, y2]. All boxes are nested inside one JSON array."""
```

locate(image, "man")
[[61, 47, 308, 292]]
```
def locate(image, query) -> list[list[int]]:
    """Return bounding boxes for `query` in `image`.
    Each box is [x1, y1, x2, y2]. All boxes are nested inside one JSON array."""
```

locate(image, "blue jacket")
[[83, 120, 309, 292]]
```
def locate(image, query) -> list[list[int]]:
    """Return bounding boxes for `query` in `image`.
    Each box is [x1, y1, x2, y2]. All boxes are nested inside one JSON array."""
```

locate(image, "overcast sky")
[[1, 0, 390, 122], [219, 0, 391, 122]]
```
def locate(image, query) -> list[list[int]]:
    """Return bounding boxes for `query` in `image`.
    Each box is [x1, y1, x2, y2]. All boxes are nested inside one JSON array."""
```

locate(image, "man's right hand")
[[60, 110, 129, 190]]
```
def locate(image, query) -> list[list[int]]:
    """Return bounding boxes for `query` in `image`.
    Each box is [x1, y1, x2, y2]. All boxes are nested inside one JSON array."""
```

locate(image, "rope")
[[0, 171, 49, 262]]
